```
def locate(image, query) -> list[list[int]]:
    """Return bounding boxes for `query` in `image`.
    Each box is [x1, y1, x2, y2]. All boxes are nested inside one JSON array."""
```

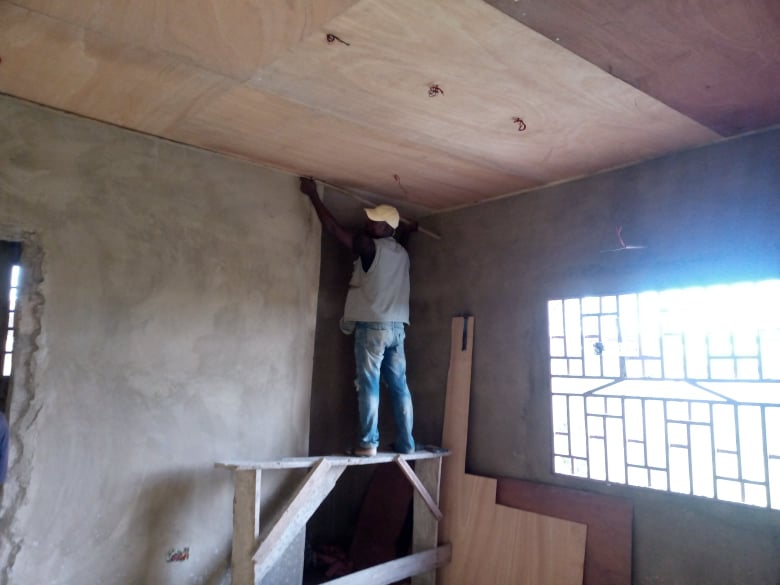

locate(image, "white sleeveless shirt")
[[342, 237, 410, 326]]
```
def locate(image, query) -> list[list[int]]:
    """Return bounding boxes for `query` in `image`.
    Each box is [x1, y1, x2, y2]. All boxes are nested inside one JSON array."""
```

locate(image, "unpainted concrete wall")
[[0, 95, 321, 585], [310, 128, 780, 583]]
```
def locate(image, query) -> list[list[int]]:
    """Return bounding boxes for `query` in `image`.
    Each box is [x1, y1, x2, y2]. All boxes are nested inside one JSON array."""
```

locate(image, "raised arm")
[[299, 177, 354, 250]]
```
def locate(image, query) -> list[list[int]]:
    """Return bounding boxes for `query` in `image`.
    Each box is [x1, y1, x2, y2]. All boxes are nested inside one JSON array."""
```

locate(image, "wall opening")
[[0, 241, 22, 415], [548, 279, 780, 510]]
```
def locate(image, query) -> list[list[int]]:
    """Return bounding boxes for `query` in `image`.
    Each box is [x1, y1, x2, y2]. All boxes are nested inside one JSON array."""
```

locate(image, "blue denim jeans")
[[354, 322, 415, 454]]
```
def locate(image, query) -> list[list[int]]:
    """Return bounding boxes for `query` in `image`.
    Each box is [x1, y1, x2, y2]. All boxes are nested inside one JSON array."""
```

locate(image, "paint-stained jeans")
[[354, 322, 415, 454]]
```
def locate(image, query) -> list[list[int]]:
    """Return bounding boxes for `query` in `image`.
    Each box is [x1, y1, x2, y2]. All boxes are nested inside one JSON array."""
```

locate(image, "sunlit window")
[[548, 279, 780, 510], [2, 265, 20, 377]]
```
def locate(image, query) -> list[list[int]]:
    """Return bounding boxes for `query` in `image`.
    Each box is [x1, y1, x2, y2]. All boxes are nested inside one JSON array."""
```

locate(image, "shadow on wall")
[[136, 468, 232, 585]]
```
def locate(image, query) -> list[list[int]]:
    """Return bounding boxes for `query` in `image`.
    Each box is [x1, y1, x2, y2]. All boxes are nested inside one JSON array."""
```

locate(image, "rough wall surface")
[[310, 128, 780, 583], [407, 128, 780, 585], [0, 95, 320, 585]]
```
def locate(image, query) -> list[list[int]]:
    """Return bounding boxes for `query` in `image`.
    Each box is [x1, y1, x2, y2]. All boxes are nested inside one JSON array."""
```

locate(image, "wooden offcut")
[[438, 316, 587, 585], [496, 478, 634, 585]]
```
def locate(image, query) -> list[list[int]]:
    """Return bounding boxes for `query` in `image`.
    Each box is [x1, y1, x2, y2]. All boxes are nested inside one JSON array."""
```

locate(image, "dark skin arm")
[[300, 177, 377, 270]]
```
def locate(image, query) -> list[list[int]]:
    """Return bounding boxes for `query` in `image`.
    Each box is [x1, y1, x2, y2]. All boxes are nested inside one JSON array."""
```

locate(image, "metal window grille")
[[2, 265, 20, 377], [548, 280, 780, 509]]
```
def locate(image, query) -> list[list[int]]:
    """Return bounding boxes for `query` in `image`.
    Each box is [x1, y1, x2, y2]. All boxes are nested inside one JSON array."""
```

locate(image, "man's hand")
[[299, 176, 356, 251], [299, 177, 319, 199]]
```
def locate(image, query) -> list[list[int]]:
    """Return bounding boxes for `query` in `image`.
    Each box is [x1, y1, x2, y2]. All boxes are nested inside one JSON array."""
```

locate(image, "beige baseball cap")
[[364, 204, 400, 229]]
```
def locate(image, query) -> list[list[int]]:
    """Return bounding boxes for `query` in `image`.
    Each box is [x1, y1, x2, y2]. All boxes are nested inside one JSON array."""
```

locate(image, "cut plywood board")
[[443, 474, 586, 585], [438, 317, 587, 585], [496, 478, 633, 585]]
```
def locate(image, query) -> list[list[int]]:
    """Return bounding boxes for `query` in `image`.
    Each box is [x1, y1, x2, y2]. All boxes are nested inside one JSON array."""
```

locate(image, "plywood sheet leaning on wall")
[[496, 478, 633, 585], [437, 316, 587, 585]]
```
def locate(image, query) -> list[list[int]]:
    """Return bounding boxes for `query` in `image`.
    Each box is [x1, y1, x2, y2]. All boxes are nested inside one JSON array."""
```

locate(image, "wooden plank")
[[231, 470, 261, 585], [216, 448, 449, 471], [438, 315, 474, 543], [252, 459, 346, 581], [394, 455, 443, 521], [496, 478, 633, 585], [325, 545, 452, 585], [411, 457, 442, 585], [437, 316, 588, 585]]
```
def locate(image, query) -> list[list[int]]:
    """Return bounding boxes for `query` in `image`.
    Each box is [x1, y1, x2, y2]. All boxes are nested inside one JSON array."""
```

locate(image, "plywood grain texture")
[[496, 478, 633, 585], [438, 317, 587, 585], [485, 0, 780, 136], [250, 0, 717, 204], [1, 0, 765, 210], [168, 85, 524, 210], [0, 3, 230, 135], [8, 0, 360, 79]]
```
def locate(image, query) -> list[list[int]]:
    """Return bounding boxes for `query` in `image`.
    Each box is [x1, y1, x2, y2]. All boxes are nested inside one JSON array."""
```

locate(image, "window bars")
[[548, 280, 780, 509]]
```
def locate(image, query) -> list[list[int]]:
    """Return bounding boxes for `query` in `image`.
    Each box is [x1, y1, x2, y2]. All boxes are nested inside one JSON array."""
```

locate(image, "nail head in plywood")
[[168, 84, 532, 209], [250, 0, 718, 195]]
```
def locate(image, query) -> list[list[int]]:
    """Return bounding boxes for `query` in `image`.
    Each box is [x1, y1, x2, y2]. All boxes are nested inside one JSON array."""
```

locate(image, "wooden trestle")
[[217, 449, 451, 585]]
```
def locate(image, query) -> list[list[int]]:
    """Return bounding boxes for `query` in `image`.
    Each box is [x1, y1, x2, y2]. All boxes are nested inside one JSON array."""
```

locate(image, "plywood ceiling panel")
[[1, 0, 772, 211], [484, 0, 780, 136], [8, 0, 360, 80], [0, 2, 229, 135], [247, 0, 718, 208], [169, 85, 531, 210]]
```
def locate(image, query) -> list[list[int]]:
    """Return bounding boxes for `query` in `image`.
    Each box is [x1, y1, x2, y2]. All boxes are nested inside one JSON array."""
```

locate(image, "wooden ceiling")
[[1, 0, 777, 212]]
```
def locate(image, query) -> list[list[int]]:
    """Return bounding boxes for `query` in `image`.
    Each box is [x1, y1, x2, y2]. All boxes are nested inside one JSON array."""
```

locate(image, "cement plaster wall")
[[310, 128, 780, 583], [0, 96, 321, 585]]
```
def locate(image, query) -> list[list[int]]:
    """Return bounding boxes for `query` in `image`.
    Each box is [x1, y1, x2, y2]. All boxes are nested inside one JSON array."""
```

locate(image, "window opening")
[[3, 265, 20, 377], [548, 279, 780, 510], [1, 241, 22, 414]]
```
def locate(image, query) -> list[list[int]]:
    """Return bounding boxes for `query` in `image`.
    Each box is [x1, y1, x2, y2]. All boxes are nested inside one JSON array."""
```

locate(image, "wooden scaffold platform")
[[217, 449, 451, 585]]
